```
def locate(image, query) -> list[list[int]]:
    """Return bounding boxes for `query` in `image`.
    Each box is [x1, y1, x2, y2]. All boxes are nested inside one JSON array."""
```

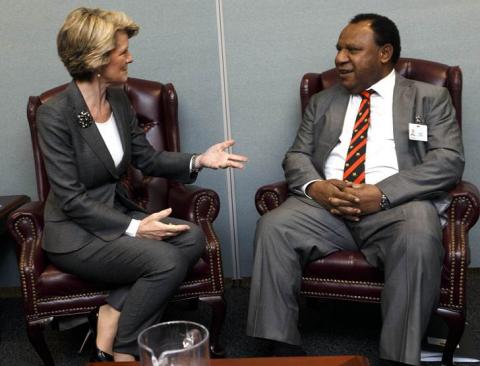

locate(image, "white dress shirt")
[[303, 69, 399, 195]]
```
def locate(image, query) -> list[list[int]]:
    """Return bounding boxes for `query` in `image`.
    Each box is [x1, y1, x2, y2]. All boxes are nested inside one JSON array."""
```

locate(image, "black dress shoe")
[[268, 340, 307, 357], [90, 347, 114, 362]]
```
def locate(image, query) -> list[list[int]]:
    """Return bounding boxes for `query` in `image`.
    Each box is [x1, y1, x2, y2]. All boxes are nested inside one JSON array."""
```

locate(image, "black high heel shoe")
[[90, 347, 114, 362], [80, 310, 115, 362]]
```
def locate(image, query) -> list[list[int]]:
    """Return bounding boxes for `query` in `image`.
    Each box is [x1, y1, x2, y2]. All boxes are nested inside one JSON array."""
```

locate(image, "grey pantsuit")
[[247, 73, 464, 366], [36, 81, 203, 356]]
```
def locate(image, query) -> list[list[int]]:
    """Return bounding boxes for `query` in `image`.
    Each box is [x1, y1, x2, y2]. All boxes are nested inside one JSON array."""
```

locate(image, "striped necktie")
[[343, 89, 374, 184]]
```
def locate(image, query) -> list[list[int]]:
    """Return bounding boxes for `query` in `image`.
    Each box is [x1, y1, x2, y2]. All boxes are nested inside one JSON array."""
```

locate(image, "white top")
[[95, 113, 124, 167], [96, 114, 139, 236], [303, 69, 399, 195]]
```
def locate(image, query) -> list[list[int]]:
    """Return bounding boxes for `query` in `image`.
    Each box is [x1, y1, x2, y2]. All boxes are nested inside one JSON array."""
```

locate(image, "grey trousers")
[[246, 196, 443, 366], [47, 216, 204, 356]]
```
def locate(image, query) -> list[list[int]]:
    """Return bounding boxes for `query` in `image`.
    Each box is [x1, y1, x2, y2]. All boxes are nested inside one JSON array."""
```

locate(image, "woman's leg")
[[47, 220, 204, 358], [96, 304, 121, 355]]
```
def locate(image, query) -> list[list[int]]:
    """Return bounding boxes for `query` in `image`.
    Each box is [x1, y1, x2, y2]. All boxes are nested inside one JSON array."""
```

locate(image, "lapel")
[[392, 73, 416, 170], [66, 81, 120, 179], [107, 87, 130, 174], [325, 86, 350, 146], [309, 86, 349, 175]]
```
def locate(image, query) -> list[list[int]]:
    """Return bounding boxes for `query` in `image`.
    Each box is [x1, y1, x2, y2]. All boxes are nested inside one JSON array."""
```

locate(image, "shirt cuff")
[[302, 179, 323, 199], [125, 219, 141, 237]]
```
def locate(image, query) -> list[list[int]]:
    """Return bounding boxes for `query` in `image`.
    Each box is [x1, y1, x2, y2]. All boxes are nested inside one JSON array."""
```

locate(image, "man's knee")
[[402, 201, 443, 263], [256, 207, 292, 238], [254, 209, 289, 252]]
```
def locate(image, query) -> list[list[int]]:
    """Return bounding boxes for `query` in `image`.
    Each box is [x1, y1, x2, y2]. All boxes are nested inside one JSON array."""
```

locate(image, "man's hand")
[[341, 184, 383, 216], [137, 208, 190, 240], [307, 179, 361, 220]]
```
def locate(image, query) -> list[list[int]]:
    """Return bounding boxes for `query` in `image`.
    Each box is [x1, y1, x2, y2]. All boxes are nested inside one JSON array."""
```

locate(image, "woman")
[[37, 7, 247, 362]]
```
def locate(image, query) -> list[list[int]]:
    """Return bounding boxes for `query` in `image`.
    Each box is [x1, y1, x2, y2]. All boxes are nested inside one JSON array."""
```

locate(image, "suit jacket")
[[37, 81, 196, 253], [283, 72, 465, 210]]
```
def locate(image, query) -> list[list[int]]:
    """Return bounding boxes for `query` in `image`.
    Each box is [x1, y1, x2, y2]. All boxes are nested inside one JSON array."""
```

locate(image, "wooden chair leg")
[[437, 308, 465, 366], [200, 295, 226, 358], [27, 318, 55, 366]]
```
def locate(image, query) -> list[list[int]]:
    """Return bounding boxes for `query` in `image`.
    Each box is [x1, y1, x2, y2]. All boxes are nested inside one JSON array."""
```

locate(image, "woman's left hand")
[[197, 139, 248, 169]]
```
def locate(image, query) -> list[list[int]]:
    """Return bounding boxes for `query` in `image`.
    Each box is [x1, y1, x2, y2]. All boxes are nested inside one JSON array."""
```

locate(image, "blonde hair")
[[57, 7, 139, 80]]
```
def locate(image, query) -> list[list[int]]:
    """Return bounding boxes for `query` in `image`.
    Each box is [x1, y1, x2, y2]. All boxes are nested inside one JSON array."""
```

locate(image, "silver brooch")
[[77, 111, 93, 128]]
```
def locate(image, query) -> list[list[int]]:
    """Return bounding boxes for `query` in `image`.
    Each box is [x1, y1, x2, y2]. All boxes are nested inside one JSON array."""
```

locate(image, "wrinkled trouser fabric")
[[247, 196, 443, 366]]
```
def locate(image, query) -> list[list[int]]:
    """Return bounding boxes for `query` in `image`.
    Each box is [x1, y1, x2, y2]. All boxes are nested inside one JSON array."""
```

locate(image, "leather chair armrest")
[[197, 220, 224, 290], [448, 180, 480, 230], [255, 181, 288, 215], [7, 201, 46, 304], [168, 182, 220, 224], [440, 180, 480, 307], [169, 183, 224, 290], [7, 199, 44, 250]]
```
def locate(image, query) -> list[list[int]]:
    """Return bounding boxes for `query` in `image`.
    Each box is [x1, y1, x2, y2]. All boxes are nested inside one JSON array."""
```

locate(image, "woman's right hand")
[[136, 208, 190, 240]]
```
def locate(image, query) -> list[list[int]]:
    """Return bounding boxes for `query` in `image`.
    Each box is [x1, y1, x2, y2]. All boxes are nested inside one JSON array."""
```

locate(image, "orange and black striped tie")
[[343, 89, 374, 184]]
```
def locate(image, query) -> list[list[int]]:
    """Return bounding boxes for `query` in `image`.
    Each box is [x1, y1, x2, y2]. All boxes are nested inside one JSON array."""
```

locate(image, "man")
[[247, 13, 464, 366]]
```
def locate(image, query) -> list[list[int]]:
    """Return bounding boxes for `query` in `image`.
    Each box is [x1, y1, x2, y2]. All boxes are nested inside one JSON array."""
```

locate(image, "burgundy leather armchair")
[[255, 58, 479, 365], [8, 78, 226, 366]]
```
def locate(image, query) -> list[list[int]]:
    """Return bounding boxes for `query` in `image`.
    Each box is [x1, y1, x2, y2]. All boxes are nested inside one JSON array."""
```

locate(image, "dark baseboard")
[[0, 286, 21, 298], [468, 266, 480, 274]]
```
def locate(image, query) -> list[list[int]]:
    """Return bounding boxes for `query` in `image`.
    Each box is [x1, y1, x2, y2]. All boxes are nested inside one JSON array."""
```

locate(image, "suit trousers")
[[46, 216, 204, 356], [246, 196, 443, 365]]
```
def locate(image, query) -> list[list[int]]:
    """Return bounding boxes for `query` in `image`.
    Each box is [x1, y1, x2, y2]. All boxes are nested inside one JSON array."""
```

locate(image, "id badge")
[[409, 123, 428, 141]]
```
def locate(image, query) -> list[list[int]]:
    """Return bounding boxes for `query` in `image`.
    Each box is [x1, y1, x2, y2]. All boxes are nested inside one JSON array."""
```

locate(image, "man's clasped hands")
[[307, 180, 383, 221]]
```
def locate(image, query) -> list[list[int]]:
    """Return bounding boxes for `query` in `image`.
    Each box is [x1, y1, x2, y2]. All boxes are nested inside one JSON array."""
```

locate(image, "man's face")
[[335, 21, 391, 94]]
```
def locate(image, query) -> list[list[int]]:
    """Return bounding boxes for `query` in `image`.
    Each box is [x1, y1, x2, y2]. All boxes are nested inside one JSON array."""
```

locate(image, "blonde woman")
[[38, 7, 247, 361]]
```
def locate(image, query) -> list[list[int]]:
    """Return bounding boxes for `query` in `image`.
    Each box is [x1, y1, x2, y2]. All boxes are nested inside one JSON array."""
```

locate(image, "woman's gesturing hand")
[[136, 208, 190, 240], [196, 139, 248, 170]]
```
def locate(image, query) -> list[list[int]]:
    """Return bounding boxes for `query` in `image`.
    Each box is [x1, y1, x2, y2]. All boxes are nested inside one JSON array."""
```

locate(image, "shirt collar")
[[367, 69, 396, 99]]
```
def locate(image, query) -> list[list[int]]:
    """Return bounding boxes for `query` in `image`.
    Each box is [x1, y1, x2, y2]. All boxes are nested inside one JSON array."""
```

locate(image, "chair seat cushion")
[[301, 250, 452, 307], [301, 251, 384, 301], [38, 257, 213, 299], [175, 257, 221, 298], [303, 250, 383, 282], [38, 265, 112, 298]]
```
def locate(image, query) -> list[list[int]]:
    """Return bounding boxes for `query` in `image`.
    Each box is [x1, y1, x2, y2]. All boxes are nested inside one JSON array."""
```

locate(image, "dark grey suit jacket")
[[37, 81, 196, 253], [283, 73, 465, 209]]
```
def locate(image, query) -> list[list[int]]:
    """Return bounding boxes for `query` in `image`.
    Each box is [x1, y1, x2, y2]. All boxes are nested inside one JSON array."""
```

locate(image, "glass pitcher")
[[138, 320, 210, 366]]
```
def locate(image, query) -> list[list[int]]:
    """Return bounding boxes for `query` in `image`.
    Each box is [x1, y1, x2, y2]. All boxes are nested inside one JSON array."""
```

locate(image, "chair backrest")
[[26, 77, 180, 212], [300, 57, 462, 127]]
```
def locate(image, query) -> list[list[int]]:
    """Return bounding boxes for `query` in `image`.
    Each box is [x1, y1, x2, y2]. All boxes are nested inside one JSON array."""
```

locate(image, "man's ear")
[[379, 44, 394, 64]]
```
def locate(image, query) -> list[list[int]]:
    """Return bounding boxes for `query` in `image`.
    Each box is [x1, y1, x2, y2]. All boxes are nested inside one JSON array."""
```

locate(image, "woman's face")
[[101, 31, 132, 84]]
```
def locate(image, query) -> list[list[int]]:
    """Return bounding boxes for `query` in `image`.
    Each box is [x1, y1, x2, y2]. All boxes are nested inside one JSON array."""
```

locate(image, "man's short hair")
[[350, 13, 401, 65]]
